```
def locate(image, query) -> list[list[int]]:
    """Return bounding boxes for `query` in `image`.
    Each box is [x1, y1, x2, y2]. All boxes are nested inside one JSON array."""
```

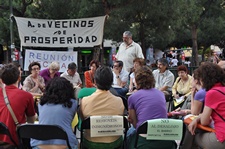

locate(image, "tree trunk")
[[139, 22, 146, 58], [201, 48, 206, 62], [191, 25, 199, 66]]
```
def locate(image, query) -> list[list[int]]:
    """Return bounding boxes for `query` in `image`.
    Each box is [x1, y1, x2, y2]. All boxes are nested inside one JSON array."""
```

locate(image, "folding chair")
[[0, 122, 18, 148], [80, 116, 129, 149], [134, 119, 184, 149], [17, 124, 72, 149], [165, 93, 173, 112]]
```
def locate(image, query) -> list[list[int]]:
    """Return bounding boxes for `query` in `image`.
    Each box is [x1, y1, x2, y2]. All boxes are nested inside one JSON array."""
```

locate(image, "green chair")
[[134, 119, 183, 149], [78, 87, 96, 99]]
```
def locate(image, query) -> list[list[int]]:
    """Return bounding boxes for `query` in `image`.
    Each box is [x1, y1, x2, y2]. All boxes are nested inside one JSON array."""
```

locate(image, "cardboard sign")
[[147, 119, 183, 140], [90, 116, 123, 137]]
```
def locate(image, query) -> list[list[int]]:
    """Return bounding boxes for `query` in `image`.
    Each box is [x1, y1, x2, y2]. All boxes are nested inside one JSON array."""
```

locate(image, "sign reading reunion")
[[24, 49, 77, 72], [14, 16, 106, 47]]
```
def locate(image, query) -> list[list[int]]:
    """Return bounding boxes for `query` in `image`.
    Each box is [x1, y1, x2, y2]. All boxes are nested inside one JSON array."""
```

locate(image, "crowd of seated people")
[[1, 59, 225, 149]]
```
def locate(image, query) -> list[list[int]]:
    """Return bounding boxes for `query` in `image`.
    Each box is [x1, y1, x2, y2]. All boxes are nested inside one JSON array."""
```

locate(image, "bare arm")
[[27, 115, 36, 123], [128, 109, 137, 128], [160, 86, 169, 92], [200, 106, 212, 125], [191, 100, 203, 115]]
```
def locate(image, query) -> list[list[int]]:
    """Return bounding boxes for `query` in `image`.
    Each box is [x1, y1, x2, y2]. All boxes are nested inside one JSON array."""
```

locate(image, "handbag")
[[2, 87, 20, 127]]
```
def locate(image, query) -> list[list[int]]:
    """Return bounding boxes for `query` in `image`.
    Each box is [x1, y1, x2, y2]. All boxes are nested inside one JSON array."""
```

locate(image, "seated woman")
[[84, 60, 99, 88], [39, 61, 60, 85], [168, 70, 206, 117], [128, 58, 145, 93], [190, 70, 206, 115], [172, 65, 192, 110], [31, 77, 78, 149], [127, 66, 176, 149], [180, 62, 225, 149], [23, 62, 45, 96]]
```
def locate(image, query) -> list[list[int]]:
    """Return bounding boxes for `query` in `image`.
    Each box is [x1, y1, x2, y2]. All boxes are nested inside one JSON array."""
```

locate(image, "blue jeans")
[[126, 125, 136, 149], [114, 87, 128, 98]]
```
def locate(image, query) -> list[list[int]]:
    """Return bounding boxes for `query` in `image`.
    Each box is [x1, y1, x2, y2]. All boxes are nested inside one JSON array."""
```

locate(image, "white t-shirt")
[[170, 59, 178, 67]]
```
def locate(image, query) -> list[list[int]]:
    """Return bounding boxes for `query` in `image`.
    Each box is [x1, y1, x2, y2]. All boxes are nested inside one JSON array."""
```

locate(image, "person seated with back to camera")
[[80, 66, 124, 149], [112, 60, 129, 97], [39, 61, 60, 85], [31, 77, 78, 149], [0, 63, 36, 147], [23, 62, 45, 97], [127, 66, 177, 149]]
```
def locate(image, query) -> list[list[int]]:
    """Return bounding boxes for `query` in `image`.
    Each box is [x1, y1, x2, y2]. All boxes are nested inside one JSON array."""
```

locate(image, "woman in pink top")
[[180, 62, 225, 149]]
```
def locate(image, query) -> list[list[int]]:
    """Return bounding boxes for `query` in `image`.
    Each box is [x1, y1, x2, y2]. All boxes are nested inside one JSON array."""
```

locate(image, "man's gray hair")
[[158, 58, 169, 68], [123, 31, 132, 38]]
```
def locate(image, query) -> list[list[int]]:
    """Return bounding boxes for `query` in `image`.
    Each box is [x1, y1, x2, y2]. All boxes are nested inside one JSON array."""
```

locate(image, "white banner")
[[90, 116, 124, 137], [15, 16, 106, 47], [24, 49, 77, 72]]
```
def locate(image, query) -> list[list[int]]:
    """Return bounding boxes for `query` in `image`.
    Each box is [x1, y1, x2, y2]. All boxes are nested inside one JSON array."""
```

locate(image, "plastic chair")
[[80, 116, 129, 149], [134, 119, 184, 149], [17, 124, 72, 149], [0, 122, 18, 148]]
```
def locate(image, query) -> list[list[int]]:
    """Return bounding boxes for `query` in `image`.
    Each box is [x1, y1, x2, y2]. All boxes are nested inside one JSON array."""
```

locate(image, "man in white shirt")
[[116, 31, 144, 72], [153, 58, 175, 95], [60, 62, 82, 99], [112, 60, 129, 97]]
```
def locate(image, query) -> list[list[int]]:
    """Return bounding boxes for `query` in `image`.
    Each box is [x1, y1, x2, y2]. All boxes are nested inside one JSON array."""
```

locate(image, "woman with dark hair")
[[127, 66, 176, 149], [84, 60, 99, 88], [23, 62, 45, 96], [172, 65, 192, 110], [128, 58, 145, 92], [180, 62, 225, 149], [31, 77, 78, 149], [80, 66, 124, 149]]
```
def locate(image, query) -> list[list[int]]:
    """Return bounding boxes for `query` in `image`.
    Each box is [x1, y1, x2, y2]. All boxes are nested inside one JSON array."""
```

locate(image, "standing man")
[[0, 63, 36, 146], [61, 62, 82, 99], [112, 60, 129, 97], [153, 58, 175, 95], [116, 31, 144, 72]]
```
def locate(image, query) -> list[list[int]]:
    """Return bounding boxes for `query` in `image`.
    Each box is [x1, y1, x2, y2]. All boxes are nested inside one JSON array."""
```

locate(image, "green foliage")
[[0, 0, 225, 65]]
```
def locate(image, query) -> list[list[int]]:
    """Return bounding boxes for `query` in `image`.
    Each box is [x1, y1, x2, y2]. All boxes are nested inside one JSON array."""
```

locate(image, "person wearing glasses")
[[23, 62, 45, 96], [40, 61, 60, 85], [116, 31, 144, 72]]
